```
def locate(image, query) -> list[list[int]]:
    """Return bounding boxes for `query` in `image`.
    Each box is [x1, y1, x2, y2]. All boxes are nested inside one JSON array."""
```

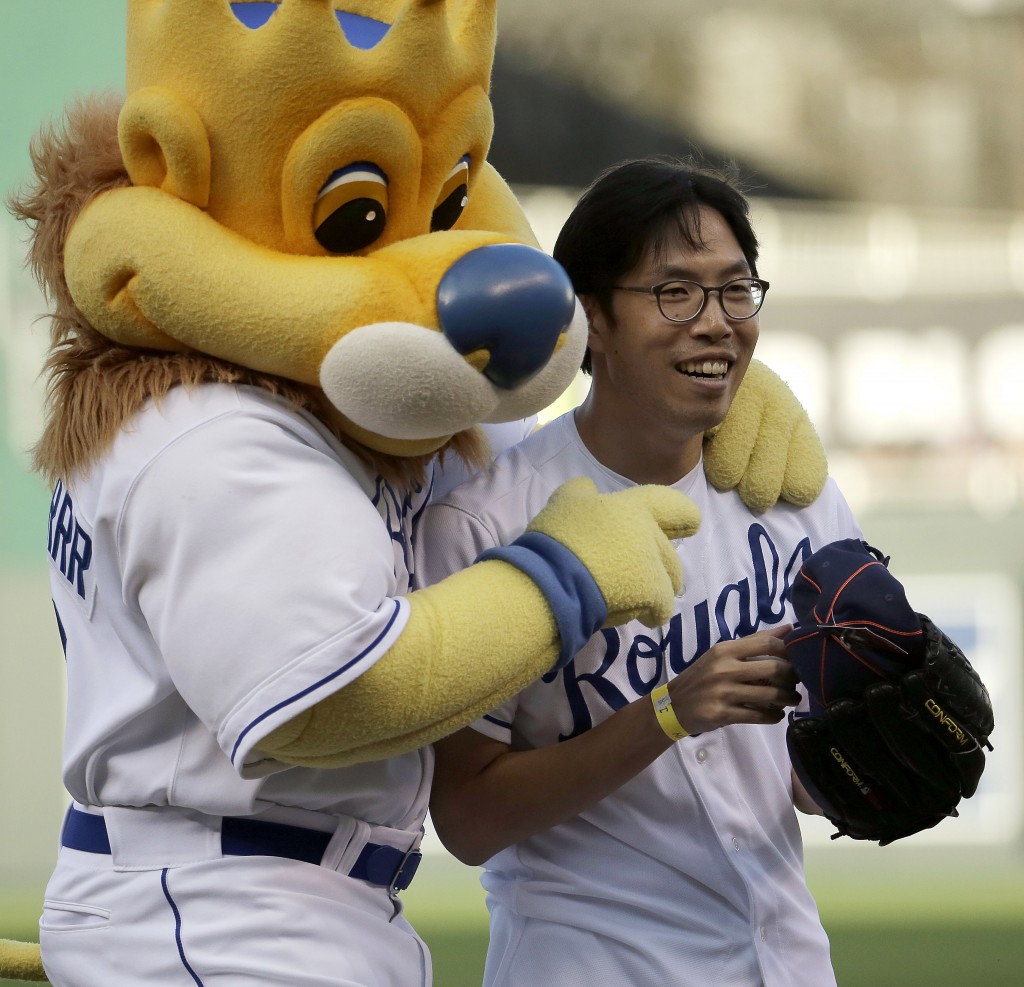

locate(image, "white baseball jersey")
[[417, 410, 863, 987], [40, 382, 531, 987]]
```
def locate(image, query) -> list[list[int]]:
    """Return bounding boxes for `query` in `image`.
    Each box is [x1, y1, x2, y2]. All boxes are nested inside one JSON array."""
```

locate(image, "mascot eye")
[[313, 163, 388, 253], [431, 156, 470, 232]]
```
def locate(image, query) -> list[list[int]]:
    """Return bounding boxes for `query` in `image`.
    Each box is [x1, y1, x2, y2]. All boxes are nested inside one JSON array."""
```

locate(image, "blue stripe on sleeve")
[[231, 599, 403, 764]]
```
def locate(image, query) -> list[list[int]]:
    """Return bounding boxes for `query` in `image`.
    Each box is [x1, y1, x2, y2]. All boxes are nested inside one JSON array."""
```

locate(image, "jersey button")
[[696, 748, 708, 764], [759, 926, 768, 942], [731, 837, 740, 851]]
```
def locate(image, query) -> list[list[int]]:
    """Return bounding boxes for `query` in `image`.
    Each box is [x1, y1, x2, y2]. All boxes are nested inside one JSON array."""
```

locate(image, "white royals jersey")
[[417, 411, 862, 987], [46, 384, 529, 831]]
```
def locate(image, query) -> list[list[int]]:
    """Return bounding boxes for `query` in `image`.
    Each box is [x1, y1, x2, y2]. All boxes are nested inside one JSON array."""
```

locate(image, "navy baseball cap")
[[784, 539, 925, 716]]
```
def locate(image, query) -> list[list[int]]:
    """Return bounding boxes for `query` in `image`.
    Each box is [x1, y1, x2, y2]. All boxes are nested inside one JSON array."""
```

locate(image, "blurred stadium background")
[[2, 1, 1023, 983]]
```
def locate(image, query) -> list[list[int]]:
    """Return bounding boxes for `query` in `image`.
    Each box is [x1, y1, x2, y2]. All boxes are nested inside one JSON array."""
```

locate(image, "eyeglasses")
[[610, 277, 769, 323]]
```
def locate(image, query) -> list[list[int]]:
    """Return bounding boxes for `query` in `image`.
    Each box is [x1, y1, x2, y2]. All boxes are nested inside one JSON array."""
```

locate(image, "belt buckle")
[[387, 845, 422, 895]]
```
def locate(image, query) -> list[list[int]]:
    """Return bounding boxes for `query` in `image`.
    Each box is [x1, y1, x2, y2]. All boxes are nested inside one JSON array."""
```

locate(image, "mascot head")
[[21, 0, 585, 481]]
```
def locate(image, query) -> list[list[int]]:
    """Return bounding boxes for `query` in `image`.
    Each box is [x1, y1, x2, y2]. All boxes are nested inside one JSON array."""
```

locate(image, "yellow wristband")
[[651, 683, 688, 742]]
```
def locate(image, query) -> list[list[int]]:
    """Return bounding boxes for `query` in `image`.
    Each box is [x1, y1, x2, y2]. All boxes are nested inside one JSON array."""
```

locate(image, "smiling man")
[[417, 158, 863, 987]]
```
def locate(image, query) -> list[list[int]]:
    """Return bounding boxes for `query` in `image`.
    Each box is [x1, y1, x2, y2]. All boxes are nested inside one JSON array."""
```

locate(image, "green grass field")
[[4, 853, 1023, 986]]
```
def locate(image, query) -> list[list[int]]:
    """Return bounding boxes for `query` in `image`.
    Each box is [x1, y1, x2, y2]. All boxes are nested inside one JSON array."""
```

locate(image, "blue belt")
[[61, 807, 422, 892]]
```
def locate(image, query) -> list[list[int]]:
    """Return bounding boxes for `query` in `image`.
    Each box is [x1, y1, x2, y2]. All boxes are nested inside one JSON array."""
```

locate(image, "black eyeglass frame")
[[610, 277, 770, 323]]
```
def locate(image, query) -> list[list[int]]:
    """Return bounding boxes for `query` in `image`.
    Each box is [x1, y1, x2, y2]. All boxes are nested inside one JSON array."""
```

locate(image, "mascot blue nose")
[[437, 243, 576, 390]]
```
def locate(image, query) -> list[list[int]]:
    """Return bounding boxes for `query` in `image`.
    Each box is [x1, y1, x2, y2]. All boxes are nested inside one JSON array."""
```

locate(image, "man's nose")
[[688, 290, 733, 339]]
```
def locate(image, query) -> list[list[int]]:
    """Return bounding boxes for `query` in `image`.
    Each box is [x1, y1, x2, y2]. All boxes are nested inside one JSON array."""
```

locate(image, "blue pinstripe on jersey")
[[161, 869, 204, 986]]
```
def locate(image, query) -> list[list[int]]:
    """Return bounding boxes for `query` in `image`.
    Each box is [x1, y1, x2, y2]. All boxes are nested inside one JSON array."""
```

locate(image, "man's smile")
[[677, 358, 731, 381]]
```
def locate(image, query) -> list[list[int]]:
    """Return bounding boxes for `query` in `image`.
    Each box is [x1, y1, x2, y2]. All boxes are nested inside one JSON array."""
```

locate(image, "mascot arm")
[[259, 560, 559, 766], [259, 479, 700, 767], [703, 359, 827, 513]]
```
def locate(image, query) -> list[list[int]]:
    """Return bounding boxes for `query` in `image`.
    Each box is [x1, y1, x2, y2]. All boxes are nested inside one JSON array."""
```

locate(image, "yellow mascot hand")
[[525, 477, 701, 629], [259, 479, 700, 768], [703, 359, 827, 514]]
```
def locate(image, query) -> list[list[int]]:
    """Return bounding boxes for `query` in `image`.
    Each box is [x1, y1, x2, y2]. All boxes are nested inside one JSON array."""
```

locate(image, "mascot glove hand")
[[704, 360, 827, 513], [525, 476, 701, 628]]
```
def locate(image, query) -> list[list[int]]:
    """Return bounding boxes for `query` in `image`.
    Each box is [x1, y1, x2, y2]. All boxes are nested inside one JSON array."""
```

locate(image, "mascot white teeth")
[[1, 1, 826, 982]]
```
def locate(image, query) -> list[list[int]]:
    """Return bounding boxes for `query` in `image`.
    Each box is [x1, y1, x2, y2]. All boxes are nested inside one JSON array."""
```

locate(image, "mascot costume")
[[0, 1, 828, 983]]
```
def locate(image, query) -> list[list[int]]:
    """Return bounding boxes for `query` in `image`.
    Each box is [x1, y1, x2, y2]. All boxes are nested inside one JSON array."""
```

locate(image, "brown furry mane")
[[5, 93, 488, 490]]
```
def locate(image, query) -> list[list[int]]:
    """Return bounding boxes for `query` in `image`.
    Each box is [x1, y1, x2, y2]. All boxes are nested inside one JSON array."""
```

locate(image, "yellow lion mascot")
[[1, 1, 824, 982]]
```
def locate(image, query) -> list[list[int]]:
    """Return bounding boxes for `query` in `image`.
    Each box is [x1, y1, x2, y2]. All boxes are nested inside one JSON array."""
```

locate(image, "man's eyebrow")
[[650, 258, 753, 280]]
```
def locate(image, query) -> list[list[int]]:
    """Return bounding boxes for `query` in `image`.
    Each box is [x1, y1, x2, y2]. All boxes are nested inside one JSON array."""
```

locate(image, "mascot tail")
[[0, 940, 47, 982]]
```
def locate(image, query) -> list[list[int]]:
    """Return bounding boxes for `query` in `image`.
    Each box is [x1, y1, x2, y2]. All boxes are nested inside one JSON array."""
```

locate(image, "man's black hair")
[[553, 156, 760, 374]]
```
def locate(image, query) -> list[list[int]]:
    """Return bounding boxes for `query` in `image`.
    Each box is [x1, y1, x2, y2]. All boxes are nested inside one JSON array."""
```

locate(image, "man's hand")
[[668, 625, 801, 734]]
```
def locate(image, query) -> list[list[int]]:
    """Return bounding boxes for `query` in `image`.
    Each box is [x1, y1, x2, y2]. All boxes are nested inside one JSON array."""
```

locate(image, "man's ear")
[[118, 87, 211, 207], [579, 293, 609, 356]]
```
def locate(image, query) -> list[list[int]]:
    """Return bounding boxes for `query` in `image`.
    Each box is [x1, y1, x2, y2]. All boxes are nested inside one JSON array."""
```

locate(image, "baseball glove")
[[788, 614, 994, 845]]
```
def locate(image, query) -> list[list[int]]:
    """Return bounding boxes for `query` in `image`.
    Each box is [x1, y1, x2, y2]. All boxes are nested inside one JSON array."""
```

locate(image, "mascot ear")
[[118, 87, 211, 207]]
